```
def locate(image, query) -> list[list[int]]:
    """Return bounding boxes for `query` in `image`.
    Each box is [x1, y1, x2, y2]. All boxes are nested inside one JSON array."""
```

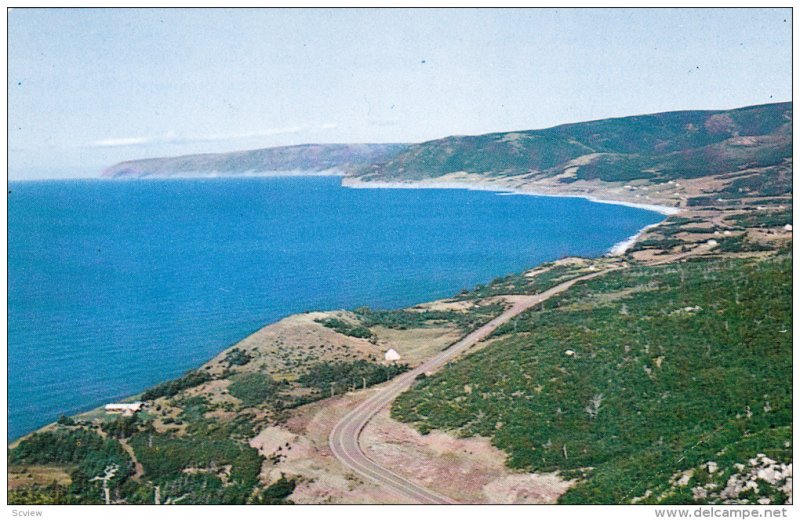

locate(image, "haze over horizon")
[[8, 8, 792, 180]]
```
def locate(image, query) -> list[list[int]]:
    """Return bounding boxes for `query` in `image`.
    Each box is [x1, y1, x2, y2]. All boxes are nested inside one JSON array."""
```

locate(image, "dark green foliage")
[[651, 217, 706, 237], [129, 431, 262, 487], [730, 208, 793, 229], [141, 370, 212, 401], [393, 255, 791, 503], [9, 428, 133, 503], [457, 262, 590, 300], [228, 373, 282, 407], [8, 485, 81, 505], [224, 347, 252, 367], [716, 234, 774, 253], [10, 429, 130, 477], [354, 303, 502, 331], [630, 237, 685, 251], [254, 476, 297, 504], [299, 360, 409, 394], [100, 414, 140, 439], [688, 162, 793, 207], [356, 102, 791, 186], [178, 395, 210, 424], [315, 317, 374, 339], [56, 415, 75, 426]]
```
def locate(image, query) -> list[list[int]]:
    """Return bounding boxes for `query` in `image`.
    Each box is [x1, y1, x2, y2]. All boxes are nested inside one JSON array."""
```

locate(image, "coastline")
[[12, 173, 680, 441], [340, 177, 682, 216], [342, 176, 679, 256], [607, 222, 664, 256], [105, 168, 346, 180]]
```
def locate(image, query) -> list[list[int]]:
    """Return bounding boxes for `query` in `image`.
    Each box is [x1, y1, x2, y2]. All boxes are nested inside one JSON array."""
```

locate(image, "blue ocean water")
[[8, 176, 663, 440]]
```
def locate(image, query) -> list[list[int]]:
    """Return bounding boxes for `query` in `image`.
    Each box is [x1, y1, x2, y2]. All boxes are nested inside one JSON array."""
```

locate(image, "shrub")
[[315, 317, 374, 339], [228, 373, 281, 407], [141, 371, 212, 401]]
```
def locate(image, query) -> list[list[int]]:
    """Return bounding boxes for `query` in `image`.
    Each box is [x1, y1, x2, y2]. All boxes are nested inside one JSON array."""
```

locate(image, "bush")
[[228, 373, 281, 407], [56, 415, 75, 426], [254, 476, 296, 504], [299, 360, 409, 394], [315, 317, 374, 339], [9, 428, 132, 503], [141, 371, 212, 401], [224, 347, 252, 367], [100, 414, 140, 439]]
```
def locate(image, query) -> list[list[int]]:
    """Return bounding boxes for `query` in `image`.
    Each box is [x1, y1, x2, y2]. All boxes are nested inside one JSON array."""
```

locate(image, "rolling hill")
[[353, 102, 792, 184], [102, 143, 409, 178]]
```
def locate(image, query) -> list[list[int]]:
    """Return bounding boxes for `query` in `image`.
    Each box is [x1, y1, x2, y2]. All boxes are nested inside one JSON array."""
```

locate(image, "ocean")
[[7, 176, 664, 440]]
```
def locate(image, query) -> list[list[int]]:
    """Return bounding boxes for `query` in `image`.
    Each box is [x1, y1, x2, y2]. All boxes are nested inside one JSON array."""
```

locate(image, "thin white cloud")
[[85, 123, 339, 149], [89, 136, 152, 148]]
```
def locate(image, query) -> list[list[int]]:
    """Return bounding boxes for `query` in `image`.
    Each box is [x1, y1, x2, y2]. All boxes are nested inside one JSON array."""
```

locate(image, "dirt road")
[[328, 268, 615, 504]]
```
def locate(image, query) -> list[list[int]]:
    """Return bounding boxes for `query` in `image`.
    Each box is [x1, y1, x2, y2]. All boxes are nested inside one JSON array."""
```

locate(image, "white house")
[[384, 348, 401, 362], [104, 402, 144, 416]]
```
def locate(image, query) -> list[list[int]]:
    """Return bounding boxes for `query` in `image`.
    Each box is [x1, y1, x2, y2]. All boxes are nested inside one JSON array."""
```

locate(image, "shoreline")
[[340, 177, 682, 216], [11, 173, 680, 441], [342, 176, 679, 256], [607, 222, 664, 256]]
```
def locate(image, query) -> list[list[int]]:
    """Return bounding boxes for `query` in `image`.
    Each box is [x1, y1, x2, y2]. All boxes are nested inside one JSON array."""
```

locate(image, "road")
[[328, 268, 615, 504]]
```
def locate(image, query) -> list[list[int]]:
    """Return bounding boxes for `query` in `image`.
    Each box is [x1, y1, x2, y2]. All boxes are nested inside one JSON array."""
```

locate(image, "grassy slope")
[[355, 102, 791, 184], [7, 298, 503, 504], [392, 254, 792, 504]]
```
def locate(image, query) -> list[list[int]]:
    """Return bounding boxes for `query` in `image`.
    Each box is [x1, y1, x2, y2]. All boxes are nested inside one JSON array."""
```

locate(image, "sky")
[[7, 8, 793, 179]]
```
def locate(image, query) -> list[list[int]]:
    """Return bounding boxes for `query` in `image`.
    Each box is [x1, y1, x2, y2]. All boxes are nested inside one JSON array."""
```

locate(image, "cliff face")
[[102, 143, 409, 178]]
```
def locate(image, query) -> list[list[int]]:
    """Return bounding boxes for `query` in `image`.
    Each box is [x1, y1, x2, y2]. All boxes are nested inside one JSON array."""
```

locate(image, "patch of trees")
[[253, 476, 297, 504], [9, 427, 132, 504], [298, 360, 408, 395], [228, 373, 283, 407], [224, 347, 252, 367], [730, 209, 793, 229], [354, 304, 502, 332], [315, 317, 374, 339], [141, 370, 212, 401]]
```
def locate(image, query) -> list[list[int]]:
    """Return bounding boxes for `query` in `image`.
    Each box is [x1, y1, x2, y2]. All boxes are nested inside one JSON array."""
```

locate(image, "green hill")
[[392, 254, 792, 504], [354, 102, 792, 184]]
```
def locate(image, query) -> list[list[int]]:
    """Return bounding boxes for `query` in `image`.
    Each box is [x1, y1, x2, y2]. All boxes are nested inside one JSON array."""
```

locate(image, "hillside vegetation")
[[355, 102, 791, 184], [392, 254, 792, 504]]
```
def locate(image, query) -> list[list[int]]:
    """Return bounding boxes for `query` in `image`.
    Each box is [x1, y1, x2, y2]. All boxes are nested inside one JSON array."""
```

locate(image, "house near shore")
[[384, 348, 401, 362], [104, 402, 144, 416]]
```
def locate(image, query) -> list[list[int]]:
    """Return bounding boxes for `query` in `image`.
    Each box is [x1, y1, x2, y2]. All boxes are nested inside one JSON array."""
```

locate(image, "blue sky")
[[8, 8, 792, 179]]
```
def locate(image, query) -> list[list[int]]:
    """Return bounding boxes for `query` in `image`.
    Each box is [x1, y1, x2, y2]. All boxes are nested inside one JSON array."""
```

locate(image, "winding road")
[[329, 268, 616, 504]]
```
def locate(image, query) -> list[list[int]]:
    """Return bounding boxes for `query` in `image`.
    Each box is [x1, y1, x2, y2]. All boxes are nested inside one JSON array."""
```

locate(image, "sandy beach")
[[341, 177, 682, 216]]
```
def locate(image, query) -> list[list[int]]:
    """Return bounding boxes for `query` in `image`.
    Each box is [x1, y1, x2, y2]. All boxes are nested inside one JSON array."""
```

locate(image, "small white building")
[[384, 348, 401, 362], [104, 402, 144, 416], [784, 224, 793, 232]]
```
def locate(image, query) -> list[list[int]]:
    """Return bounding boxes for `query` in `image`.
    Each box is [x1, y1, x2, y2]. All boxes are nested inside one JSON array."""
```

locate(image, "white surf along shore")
[[341, 177, 681, 256]]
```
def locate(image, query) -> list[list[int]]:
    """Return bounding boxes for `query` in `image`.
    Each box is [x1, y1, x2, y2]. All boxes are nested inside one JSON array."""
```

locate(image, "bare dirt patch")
[[250, 387, 409, 504], [360, 408, 574, 503]]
